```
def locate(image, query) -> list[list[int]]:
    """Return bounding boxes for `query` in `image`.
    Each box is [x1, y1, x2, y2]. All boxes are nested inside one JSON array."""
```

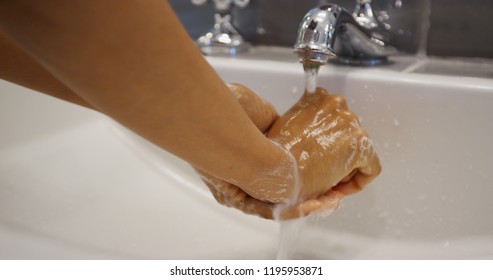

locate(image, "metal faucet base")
[[196, 30, 249, 56], [192, 1, 250, 57], [335, 56, 389, 66]]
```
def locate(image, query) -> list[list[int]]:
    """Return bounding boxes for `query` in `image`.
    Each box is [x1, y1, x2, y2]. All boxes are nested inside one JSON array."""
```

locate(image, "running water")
[[276, 218, 307, 259], [274, 62, 329, 259], [275, 211, 339, 259], [303, 64, 320, 93], [272, 140, 304, 260]]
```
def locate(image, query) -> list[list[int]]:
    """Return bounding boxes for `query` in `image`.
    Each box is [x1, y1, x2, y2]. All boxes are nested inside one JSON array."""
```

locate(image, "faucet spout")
[[294, 3, 397, 66], [294, 5, 352, 65]]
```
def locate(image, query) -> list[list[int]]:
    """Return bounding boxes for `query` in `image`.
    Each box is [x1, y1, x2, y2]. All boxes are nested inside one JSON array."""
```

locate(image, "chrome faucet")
[[294, 1, 397, 66], [191, 0, 250, 56]]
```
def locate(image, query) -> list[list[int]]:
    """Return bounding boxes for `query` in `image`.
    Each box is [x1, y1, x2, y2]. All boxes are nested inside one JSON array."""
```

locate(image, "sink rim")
[[206, 47, 493, 92]]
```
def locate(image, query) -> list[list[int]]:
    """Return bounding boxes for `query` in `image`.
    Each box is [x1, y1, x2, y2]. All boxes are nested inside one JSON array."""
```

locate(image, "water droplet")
[[378, 211, 389, 218], [393, 118, 400, 126], [256, 26, 267, 35]]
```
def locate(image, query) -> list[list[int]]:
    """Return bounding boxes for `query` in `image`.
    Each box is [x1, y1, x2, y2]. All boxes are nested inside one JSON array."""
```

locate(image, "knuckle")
[[351, 127, 367, 139], [332, 94, 348, 108], [228, 83, 254, 100], [342, 110, 358, 122]]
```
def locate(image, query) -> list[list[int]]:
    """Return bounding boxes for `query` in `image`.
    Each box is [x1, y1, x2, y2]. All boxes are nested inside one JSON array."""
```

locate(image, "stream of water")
[[275, 62, 323, 259], [303, 64, 320, 93]]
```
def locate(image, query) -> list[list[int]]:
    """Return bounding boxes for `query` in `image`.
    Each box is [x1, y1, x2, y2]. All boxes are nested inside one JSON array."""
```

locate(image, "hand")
[[200, 171, 344, 220], [227, 83, 277, 133], [267, 87, 382, 201], [198, 84, 346, 220]]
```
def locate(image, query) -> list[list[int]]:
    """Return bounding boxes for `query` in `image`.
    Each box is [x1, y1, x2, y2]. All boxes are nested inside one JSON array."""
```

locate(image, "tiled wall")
[[169, 0, 493, 59], [428, 0, 493, 58]]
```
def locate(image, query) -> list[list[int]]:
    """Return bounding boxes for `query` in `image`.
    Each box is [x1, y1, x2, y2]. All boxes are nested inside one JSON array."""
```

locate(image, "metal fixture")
[[294, 1, 397, 66], [191, 0, 250, 56]]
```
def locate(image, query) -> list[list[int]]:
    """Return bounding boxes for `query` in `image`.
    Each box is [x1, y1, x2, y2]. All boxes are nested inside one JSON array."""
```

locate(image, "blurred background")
[[169, 0, 493, 59]]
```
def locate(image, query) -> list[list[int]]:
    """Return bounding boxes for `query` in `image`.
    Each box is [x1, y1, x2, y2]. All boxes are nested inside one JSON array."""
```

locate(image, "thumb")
[[227, 83, 278, 133]]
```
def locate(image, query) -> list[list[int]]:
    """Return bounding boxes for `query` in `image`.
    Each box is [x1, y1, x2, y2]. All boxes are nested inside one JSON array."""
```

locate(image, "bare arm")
[[0, 0, 295, 203], [0, 29, 94, 109]]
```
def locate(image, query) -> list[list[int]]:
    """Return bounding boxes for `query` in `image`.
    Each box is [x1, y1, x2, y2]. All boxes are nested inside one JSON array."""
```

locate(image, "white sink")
[[1, 47, 492, 259]]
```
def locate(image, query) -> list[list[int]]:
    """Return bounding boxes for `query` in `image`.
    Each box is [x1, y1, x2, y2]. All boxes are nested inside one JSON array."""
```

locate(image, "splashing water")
[[275, 208, 339, 259], [276, 218, 307, 259], [273, 174, 340, 260]]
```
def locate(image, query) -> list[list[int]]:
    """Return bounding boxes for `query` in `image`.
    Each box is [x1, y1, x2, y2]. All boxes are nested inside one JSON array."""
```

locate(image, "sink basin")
[[1, 47, 493, 259], [409, 57, 493, 79]]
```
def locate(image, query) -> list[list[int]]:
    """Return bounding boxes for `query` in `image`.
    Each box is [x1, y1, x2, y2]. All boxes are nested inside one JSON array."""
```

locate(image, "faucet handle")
[[353, 0, 392, 43], [191, 0, 250, 56], [191, 0, 249, 12], [353, 0, 378, 29], [191, 0, 208, 5], [233, 0, 250, 8]]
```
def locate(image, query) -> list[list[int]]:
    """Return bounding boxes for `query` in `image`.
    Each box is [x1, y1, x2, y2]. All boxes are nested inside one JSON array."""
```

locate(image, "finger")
[[277, 190, 344, 220], [202, 178, 227, 205], [196, 169, 229, 204], [316, 190, 344, 213], [202, 176, 275, 219], [333, 152, 381, 195], [353, 135, 382, 190], [197, 168, 276, 219], [215, 182, 275, 219], [340, 169, 357, 183], [227, 83, 278, 133], [331, 179, 359, 196], [237, 196, 274, 219]]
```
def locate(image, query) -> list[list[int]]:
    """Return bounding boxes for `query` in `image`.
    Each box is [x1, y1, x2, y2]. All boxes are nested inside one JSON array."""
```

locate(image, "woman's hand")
[[199, 84, 347, 220], [199, 170, 344, 220], [267, 87, 382, 201]]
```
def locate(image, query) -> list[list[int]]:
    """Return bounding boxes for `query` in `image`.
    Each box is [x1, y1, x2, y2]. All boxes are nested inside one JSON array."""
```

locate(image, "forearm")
[[0, 0, 294, 202], [0, 29, 94, 109]]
